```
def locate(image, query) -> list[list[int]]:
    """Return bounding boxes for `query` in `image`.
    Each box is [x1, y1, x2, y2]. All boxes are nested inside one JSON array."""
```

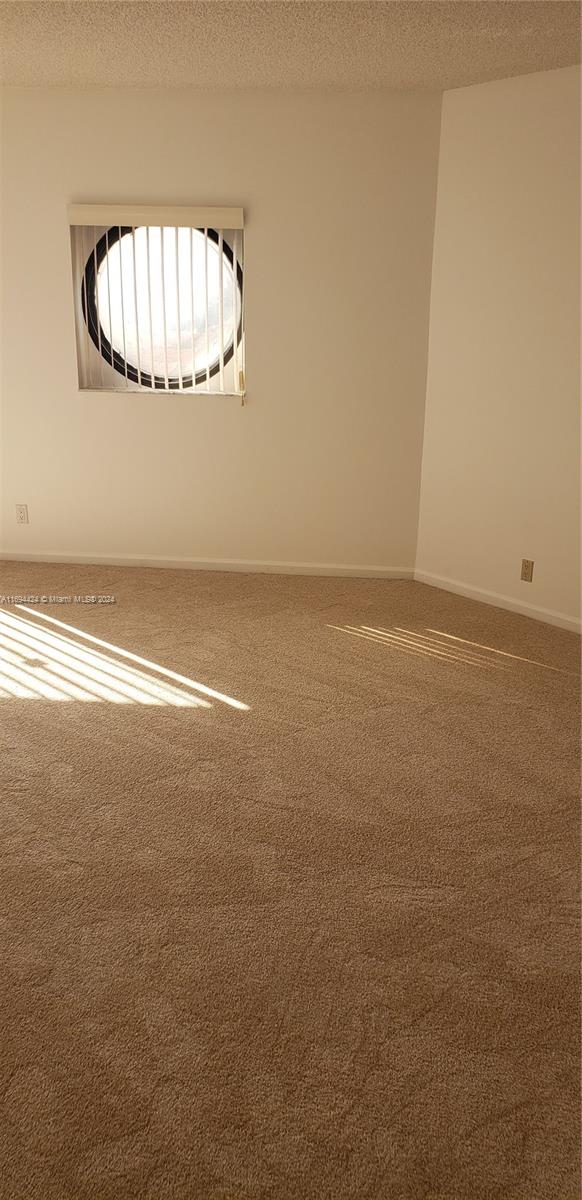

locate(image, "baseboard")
[[2, 552, 578, 628], [414, 570, 581, 634], [0, 551, 413, 581]]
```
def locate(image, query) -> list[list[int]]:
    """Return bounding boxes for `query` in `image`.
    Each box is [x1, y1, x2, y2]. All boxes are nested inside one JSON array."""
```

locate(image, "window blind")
[[69, 206, 245, 397]]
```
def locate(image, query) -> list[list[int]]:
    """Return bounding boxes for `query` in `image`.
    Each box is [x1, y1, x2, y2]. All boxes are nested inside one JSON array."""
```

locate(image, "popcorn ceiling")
[[0, 1, 579, 91]]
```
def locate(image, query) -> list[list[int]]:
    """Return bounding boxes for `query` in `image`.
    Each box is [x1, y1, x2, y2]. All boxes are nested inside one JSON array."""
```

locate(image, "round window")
[[82, 226, 243, 389]]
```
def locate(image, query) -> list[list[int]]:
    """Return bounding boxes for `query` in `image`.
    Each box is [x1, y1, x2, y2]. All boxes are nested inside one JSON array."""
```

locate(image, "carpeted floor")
[[0, 562, 579, 1200]]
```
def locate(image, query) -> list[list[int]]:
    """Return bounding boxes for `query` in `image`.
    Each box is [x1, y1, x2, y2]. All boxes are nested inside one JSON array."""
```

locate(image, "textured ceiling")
[[0, 1, 580, 91]]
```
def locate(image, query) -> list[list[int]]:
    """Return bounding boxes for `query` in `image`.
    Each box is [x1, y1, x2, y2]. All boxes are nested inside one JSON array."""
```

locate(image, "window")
[[69, 206, 245, 396]]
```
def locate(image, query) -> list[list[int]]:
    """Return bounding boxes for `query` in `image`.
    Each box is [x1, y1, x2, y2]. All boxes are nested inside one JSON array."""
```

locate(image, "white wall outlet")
[[15, 504, 29, 524], [521, 558, 534, 582]]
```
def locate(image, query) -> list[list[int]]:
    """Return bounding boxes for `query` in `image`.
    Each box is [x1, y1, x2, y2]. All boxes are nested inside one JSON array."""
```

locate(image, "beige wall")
[[416, 66, 581, 629], [2, 74, 579, 627], [0, 88, 441, 572]]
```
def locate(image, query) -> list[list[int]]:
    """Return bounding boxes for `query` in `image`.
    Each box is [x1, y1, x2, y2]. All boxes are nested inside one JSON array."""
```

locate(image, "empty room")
[[0, 2, 580, 1198]]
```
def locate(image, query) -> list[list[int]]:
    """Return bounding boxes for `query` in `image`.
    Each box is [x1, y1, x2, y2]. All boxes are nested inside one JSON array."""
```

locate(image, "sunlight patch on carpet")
[[0, 608, 249, 709]]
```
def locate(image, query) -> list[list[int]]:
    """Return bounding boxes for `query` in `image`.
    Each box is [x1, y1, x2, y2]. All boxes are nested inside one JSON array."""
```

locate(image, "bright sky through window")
[[96, 227, 240, 382]]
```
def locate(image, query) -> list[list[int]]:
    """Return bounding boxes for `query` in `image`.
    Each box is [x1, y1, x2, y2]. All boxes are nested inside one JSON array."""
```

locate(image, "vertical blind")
[[69, 206, 245, 396]]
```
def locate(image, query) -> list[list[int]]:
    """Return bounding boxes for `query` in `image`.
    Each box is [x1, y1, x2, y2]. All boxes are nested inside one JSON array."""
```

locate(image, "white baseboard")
[[0, 551, 413, 581], [414, 570, 581, 633], [3, 553, 577, 628]]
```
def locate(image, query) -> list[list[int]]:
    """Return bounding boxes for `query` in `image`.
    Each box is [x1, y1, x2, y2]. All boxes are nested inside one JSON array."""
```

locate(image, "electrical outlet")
[[15, 504, 29, 525], [521, 558, 534, 583]]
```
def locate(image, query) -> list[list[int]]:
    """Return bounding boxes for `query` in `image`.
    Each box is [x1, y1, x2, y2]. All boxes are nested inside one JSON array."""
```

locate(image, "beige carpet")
[[0, 562, 579, 1200]]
